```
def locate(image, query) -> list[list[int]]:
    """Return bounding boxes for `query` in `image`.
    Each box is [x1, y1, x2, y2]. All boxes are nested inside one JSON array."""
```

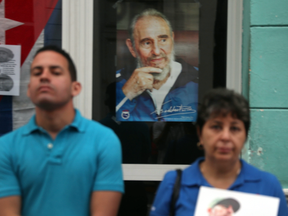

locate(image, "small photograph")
[[0, 47, 14, 63], [0, 45, 21, 96], [194, 186, 280, 216], [0, 73, 14, 91], [208, 197, 240, 216]]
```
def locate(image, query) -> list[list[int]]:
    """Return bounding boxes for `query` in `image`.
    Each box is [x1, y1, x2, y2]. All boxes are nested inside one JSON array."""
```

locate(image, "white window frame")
[[226, 0, 243, 94], [62, 0, 94, 119], [62, 0, 243, 181]]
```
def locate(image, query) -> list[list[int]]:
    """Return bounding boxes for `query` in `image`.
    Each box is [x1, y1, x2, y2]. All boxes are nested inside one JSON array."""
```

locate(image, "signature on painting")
[[150, 100, 196, 119]]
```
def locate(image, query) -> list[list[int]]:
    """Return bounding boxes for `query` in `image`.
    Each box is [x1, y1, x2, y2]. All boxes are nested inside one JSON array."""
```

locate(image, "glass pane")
[[93, 0, 227, 165], [93, 0, 227, 214]]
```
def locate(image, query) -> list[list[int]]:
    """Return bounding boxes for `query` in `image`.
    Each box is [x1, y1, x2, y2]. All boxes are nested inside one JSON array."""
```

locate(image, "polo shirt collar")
[[70, 109, 85, 132], [22, 109, 85, 135], [22, 115, 39, 135], [230, 158, 261, 188], [181, 157, 261, 188]]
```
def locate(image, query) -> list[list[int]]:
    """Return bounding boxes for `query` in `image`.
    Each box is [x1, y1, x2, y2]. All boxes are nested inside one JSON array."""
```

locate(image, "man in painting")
[[116, 8, 198, 122]]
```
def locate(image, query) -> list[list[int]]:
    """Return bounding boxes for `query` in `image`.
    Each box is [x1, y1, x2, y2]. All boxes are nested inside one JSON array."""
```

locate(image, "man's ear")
[[126, 39, 137, 58], [71, 81, 82, 97]]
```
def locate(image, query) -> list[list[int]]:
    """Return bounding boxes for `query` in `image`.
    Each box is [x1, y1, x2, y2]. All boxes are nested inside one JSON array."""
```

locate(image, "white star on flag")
[[0, 0, 24, 44]]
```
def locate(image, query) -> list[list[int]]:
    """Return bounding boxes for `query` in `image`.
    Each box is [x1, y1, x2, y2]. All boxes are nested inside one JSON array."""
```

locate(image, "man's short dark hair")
[[128, 8, 173, 46], [196, 88, 250, 136], [34, 46, 77, 81], [211, 198, 240, 213]]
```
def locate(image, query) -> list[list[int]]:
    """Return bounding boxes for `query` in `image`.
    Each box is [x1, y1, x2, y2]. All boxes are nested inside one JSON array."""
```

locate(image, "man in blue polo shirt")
[[0, 46, 124, 216]]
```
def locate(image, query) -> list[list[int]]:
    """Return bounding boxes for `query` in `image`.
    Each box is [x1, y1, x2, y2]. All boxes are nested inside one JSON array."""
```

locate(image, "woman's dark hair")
[[34, 45, 77, 81], [196, 88, 250, 136]]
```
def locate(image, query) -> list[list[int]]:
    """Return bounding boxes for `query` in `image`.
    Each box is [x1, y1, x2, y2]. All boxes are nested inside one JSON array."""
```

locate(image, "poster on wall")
[[0, 45, 21, 96], [115, 2, 199, 122], [194, 186, 280, 216]]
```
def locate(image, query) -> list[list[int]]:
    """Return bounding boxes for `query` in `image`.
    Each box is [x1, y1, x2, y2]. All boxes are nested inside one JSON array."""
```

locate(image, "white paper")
[[0, 45, 21, 96], [194, 186, 280, 216]]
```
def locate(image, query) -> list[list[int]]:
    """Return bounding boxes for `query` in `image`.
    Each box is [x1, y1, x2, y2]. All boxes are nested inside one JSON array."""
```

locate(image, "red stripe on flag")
[[5, 0, 59, 65]]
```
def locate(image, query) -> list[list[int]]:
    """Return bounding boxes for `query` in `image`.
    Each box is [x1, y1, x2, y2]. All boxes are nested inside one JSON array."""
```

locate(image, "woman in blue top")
[[150, 88, 288, 216]]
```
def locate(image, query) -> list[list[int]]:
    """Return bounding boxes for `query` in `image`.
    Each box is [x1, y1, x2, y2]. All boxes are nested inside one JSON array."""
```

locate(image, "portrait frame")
[[115, 1, 200, 122]]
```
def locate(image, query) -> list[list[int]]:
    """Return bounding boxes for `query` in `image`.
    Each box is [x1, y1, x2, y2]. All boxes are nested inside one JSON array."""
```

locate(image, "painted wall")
[[242, 0, 288, 188]]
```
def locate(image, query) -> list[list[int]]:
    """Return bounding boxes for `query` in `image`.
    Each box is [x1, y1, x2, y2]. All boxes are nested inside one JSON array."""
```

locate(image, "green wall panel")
[[251, 0, 288, 25], [248, 109, 288, 188], [250, 27, 288, 108]]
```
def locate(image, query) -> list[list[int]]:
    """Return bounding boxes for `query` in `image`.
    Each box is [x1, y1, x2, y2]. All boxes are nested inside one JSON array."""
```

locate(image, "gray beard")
[[136, 51, 175, 81]]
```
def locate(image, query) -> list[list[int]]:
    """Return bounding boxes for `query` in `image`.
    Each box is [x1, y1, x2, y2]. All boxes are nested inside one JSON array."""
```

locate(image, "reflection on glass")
[[100, 82, 151, 164], [152, 122, 204, 164]]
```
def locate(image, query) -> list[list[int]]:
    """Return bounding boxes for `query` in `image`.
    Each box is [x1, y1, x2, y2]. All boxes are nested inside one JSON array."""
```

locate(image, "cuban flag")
[[0, 0, 61, 136]]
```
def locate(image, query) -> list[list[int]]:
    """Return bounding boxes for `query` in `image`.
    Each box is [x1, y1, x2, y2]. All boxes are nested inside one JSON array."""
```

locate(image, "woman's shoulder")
[[163, 169, 179, 185], [167, 158, 203, 186], [163, 164, 198, 185], [241, 159, 282, 185]]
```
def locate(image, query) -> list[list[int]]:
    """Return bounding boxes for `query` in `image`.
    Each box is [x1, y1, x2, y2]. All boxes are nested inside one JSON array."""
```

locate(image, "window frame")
[[62, 0, 243, 181]]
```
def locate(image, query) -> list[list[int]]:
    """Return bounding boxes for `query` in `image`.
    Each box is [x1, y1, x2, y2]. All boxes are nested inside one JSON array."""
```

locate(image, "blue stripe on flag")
[[0, 96, 13, 136], [44, 0, 62, 47]]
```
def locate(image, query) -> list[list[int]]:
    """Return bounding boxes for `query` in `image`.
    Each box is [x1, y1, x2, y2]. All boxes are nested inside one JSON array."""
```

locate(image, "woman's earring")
[[197, 142, 204, 150]]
